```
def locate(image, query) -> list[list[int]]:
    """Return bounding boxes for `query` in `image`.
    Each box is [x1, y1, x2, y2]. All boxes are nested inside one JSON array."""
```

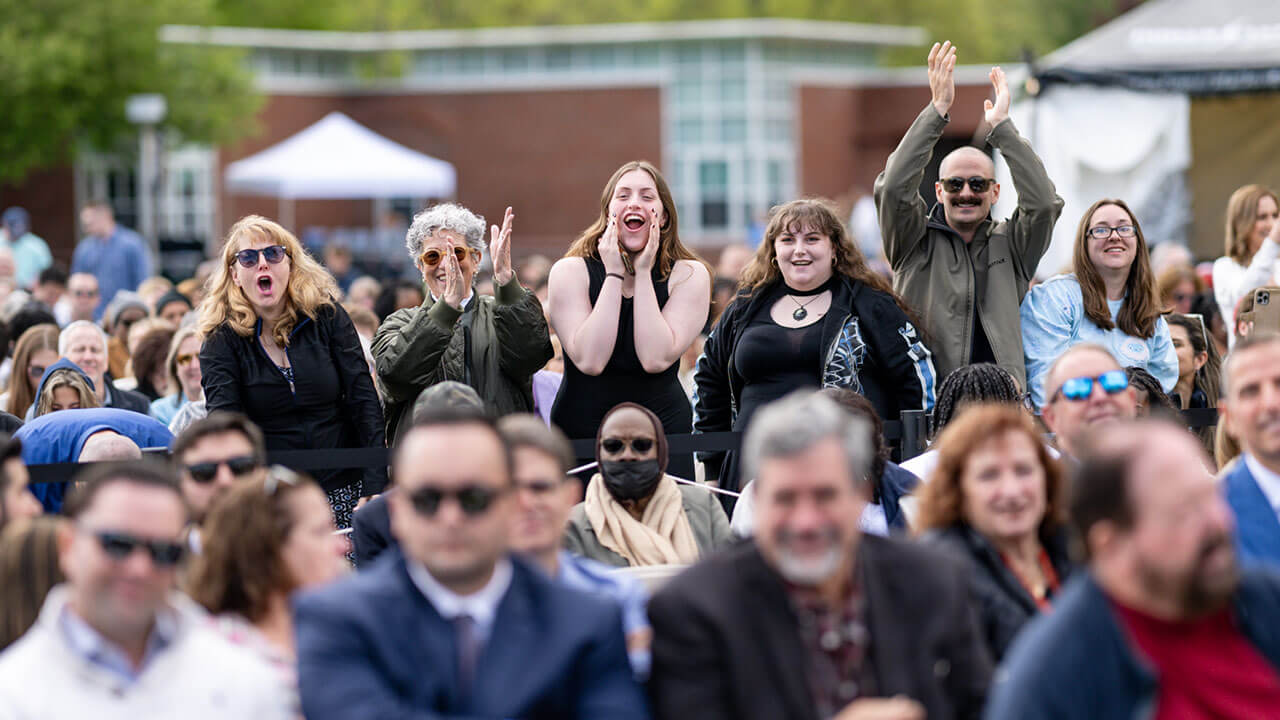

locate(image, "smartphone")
[[1251, 287, 1280, 334]]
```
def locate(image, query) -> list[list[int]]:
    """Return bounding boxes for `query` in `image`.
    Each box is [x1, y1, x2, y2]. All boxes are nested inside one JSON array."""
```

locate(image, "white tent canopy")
[[225, 112, 456, 200]]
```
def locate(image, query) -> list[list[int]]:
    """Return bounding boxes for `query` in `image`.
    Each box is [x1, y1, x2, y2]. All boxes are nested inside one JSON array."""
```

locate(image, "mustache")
[[776, 527, 840, 547]]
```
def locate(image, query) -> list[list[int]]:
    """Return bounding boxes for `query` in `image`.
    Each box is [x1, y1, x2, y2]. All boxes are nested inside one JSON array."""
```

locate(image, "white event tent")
[[225, 112, 456, 229], [991, 0, 1280, 276]]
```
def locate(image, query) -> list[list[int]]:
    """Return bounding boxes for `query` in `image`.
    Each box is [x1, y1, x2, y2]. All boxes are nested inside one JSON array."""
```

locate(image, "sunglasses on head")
[[940, 176, 995, 194], [408, 485, 504, 517], [419, 246, 471, 267], [1052, 370, 1129, 403], [184, 455, 260, 484], [263, 465, 301, 496], [600, 437, 655, 454], [234, 245, 288, 268], [87, 528, 185, 567]]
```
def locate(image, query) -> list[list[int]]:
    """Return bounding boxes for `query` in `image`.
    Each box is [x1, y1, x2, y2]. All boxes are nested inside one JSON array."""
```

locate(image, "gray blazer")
[[563, 481, 734, 567]]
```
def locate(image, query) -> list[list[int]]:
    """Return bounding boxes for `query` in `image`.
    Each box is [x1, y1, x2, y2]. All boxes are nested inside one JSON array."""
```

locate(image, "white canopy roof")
[[225, 112, 456, 199]]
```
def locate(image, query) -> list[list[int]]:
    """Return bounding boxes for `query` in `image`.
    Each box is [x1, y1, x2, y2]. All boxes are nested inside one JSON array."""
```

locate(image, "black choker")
[[783, 277, 834, 297]]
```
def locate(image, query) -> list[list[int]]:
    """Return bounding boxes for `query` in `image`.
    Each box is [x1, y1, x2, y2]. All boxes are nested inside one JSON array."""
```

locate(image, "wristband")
[[605, 272, 625, 282]]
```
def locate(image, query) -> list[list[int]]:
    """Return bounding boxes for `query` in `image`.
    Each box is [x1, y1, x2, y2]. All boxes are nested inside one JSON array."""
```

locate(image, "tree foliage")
[[0, 0, 259, 183]]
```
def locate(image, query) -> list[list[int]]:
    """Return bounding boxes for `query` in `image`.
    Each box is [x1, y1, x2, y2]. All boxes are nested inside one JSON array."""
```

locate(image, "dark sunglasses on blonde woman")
[[234, 245, 288, 268]]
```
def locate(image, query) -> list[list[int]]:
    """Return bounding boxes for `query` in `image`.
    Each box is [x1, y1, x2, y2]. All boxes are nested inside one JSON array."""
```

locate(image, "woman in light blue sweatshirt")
[[1021, 198, 1177, 408]]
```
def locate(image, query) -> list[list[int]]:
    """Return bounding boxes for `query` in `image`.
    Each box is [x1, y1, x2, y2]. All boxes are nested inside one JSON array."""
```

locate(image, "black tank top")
[[551, 258, 694, 477]]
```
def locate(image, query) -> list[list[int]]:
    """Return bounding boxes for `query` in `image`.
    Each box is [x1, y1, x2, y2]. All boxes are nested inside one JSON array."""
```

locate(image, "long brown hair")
[[186, 469, 321, 623], [563, 161, 707, 280], [1072, 198, 1162, 339], [1224, 184, 1278, 265], [197, 216, 338, 347], [740, 198, 916, 317], [915, 403, 1067, 536], [34, 368, 100, 417], [0, 517, 64, 651], [6, 324, 59, 417]]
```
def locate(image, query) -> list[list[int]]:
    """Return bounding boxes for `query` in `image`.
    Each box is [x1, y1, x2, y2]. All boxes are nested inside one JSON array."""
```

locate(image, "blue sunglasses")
[[1052, 370, 1129, 402]]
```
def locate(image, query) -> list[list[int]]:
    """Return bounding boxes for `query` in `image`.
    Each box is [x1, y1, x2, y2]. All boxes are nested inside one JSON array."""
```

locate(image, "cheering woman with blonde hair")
[[199, 216, 385, 527], [548, 161, 710, 480]]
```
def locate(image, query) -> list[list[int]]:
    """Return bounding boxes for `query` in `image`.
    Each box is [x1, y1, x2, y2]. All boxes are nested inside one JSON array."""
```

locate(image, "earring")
[[771, 257, 778, 267]]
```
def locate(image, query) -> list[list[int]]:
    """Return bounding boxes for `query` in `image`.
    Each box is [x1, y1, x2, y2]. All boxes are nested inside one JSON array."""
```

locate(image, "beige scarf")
[[584, 473, 699, 567]]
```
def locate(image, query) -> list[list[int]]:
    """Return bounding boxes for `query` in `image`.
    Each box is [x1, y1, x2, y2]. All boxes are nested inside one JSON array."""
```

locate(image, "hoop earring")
[[771, 257, 778, 267]]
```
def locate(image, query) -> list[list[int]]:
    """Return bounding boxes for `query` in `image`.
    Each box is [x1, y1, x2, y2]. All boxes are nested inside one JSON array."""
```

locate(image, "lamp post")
[[125, 94, 167, 260]]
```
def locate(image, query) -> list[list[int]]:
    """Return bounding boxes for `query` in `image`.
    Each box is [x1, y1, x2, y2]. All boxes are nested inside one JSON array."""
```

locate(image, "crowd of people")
[[0, 41, 1278, 718]]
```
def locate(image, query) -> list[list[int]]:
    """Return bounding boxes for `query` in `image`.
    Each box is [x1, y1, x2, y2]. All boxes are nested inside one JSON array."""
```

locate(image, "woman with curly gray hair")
[[372, 203, 553, 444]]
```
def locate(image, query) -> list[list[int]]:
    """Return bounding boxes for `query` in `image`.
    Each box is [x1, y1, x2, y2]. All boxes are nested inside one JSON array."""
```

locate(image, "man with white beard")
[[647, 391, 991, 720]]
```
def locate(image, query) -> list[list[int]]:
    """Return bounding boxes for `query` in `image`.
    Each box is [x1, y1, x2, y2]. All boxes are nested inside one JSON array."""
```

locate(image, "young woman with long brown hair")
[[693, 198, 936, 499], [1212, 183, 1280, 347], [547, 161, 710, 480], [1020, 198, 1176, 408]]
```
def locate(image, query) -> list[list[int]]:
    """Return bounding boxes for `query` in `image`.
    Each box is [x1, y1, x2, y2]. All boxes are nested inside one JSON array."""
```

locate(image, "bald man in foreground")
[[875, 40, 1063, 389]]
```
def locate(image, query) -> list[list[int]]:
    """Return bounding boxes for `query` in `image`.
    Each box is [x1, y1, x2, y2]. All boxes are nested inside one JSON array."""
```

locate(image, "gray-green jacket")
[[874, 105, 1063, 389], [372, 277, 553, 445], [563, 481, 734, 568]]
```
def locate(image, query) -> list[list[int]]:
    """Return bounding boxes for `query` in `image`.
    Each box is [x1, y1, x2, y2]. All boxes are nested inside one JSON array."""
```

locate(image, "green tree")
[[0, 0, 259, 184]]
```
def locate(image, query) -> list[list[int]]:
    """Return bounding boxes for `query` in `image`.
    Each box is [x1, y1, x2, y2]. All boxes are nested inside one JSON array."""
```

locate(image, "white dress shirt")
[[1244, 453, 1280, 519], [406, 557, 513, 646]]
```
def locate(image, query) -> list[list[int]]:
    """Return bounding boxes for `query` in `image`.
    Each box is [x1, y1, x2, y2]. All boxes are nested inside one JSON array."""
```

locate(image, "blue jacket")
[[16, 404, 173, 512], [294, 548, 649, 720], [984, 570, 1280, 720], [1224, 457, 1280, 568]]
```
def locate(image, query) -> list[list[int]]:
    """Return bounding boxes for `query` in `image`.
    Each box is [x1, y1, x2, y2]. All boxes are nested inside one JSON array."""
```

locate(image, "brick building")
[[1, 19, 1004, 271]]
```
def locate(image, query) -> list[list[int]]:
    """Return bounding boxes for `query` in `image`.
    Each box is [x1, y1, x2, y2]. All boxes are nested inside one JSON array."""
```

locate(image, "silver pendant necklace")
[[789, 295, 822, 321]]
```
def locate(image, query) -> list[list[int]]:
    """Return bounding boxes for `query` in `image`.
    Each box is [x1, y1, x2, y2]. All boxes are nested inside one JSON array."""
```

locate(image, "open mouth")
[[1103, 245, 1128, 255], [623, 212, 646, 231], [257, 276, 274, 294], [790, 259, 812, 267], [954, 199, 982, 208]]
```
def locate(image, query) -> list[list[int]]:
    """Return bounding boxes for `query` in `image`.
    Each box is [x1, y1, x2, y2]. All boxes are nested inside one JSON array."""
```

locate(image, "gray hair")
[[59, 320, 108, 356], [742, 390, 873, 490], [405, 203, 487, 260]]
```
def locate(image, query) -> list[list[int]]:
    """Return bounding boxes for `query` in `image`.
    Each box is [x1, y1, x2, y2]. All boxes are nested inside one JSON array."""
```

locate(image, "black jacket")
[[105, 376, 151, 415], [693, 276, 937, 483], [925, 525, 1075, 661], [201, 303, 386, 494], [351, 492, 393, 568], [648, 537, 991, 720]]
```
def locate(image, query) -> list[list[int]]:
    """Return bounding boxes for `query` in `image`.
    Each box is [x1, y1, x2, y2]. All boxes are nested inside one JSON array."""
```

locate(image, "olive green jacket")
[[874, 105, 1063, 389], [372, 277, 553, 445], [563, 481, 734, 568]]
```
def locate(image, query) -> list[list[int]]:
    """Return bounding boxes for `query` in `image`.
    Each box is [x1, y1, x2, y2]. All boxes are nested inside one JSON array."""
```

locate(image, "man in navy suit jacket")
[[1220, 332, 1280, 566], [294, 409, 648, 719]]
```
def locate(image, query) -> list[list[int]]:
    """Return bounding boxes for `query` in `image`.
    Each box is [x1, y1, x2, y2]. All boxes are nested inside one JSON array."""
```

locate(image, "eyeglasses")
[[418, 247, 471, 267], [234, 245, 288, 268], [27, 364, 47, 379], [408, 485, 504, 517], [1051, 370, 1130, 403], [600, 437, 655, 455], [184, 455, 261, 484], [1087, 225, 1137, 240], [175, 353, 196, 367], [263, 465, 301, 496], [940, 176, 996, 194], [86, 528, 185, 568]]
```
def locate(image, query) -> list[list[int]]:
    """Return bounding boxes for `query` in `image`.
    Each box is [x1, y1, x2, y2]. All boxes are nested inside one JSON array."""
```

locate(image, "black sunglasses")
[[408, 485, 504, 517], [87, 529, 186, 567], [600, 437, 655, 454], [234, 245, 288, 268], [184, 455, 260, 484], [940, 176, 995, 194]]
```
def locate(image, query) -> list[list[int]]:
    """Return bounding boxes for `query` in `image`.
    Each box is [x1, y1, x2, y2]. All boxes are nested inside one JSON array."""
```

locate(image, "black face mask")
[[600, 459, 663, 502]]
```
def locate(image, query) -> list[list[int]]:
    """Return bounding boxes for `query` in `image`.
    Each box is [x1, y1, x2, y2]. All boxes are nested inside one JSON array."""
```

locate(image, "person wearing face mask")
[[548, 161, 711, 481], [373, 203, 552, 446], [915, 404, 1074, 661], [564, 402, 731, 568], [1020, 199, 1177, 409], [695, 199, 935, 502]]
